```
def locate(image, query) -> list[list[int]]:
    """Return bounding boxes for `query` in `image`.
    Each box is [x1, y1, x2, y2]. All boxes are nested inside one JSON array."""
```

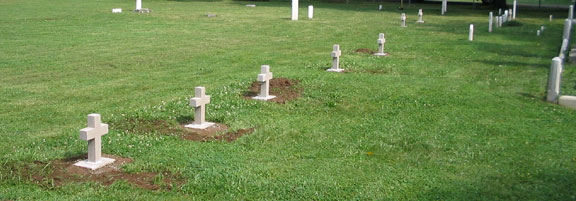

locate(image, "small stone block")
[[112, 8, 122, 13], [373, 52, 388, 56], [326, 68, 344, 72], [559, 96, 576, 109], [246, 4, 256, 7], [185, 122, 215, 129], [74, 157, 115, 170], [252, 95, 276, 101], [134, 8, 152, 13], [206, 14, 217, 17]]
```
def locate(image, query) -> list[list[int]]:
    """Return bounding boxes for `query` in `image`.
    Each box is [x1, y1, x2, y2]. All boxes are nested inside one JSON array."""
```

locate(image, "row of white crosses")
[[326, 33, 389, 72], [399, 9, 425, 28], [75, 65, 278, 170]]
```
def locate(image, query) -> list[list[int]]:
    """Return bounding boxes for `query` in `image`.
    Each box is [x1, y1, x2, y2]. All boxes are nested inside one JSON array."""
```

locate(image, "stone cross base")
[[134, 8, 152, 13], [559, 96, 576, 109], [327, 68, 344, 72], [253, 95, 276, 101], [185, 122, 215, 129], [373, 52, 388, 56], [416, 20, 425, 23], [74, 157, 115, 170]]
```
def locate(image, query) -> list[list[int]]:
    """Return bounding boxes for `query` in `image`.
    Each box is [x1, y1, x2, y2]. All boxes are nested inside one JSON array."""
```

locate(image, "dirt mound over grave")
[[114, 119, 254, 142], [355, 48, 375, 54], [9, 155, 182, 190], [244, 78, 301, 104]]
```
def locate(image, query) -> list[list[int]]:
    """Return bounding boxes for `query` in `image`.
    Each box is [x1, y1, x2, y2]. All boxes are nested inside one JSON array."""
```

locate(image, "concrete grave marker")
[[246, 4, 256, 7], [185, 87, 215, 129], [537, 30, 541, 36], [401, 13, 407, 27], [513, 0, 517, 19], [416, 9, 424, 23], [74, 114, 115, 170], [550, 15, 553, 22], [570, 5, 574, 19], [560, 39, 569, 60], [498, 16, 503, 27], [308, 5, 313, 19], [563, 18, 572, 40], [441, 0, 447, 15], [509, 9, 513, 20], [374, 33, 388, 56], [379, 5, 382, 11], [292, 0, 298, 21], [134, 0, 151, 13], [498, 8, 502, 15], [541, 26, 545, 31], [559, 96, 576, 109], [469, 24, 474, 41], [136, 0, 141, 10], [496, 16, 500, 28], [489, 12, 493, 32], [252, 65, 276, 101], [112, 8, 122, 13], [327, 44, 344, 72], [547, 57, 562, 103], [503, 10, 508, 22]]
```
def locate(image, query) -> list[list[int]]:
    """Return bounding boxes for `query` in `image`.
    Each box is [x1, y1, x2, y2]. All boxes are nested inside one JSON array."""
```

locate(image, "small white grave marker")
[[513, 0, 517, 19], [469, 24, 474, 41], [570, 5, 574, 19], [401, 13, 407, 27], [416, 9, 424, 23], [379, 5, 382, 11], [308, 5, 313, 19], [498, 16, 503, 27], [559, 96, 576, 109], [374, 33, 388, 56], [112, 8, 122, 13], [136, 0, 142, 10], [441, 0, 447, 15], [547, 57, 562, 103], [495, 16, 500, 28], [503, 10, 508, 22], [537, 30, 541, 36], [185, 87, 215, 129], [541, 26, 545, 31], [562, 18, 572, 40], [246, 4, 256, 7], [550, 15, 553, 22], [291, 0, 299, 21], [253, 65, 276, 101], [327, 44, 344, 72], [74, 114, 115, 170], [498, 8, 502, 15], [489, 12, 493, 32]]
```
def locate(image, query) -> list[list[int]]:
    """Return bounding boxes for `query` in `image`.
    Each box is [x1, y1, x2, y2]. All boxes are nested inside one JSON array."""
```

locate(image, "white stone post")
[[327, 44, 343, 72], [401, 13, 407, 27], [498, 16, 503, 27], [379, 5, 382, 11], [136, 0, 142, 10], [541, 26, 545, 31], [253, 65, 276, 101], [74, 114, 115, 170], [308, 5, 313, 19], [503, 10, 508, 22], [496, 16, 500, 28], [570, 5, 574, 19], [498, 8, 501, 15], [513, 0, 517, 19], [417, 9, 424, 23], [441, 0, 447, 15], [550, 15, 553, 22], [489, 12, 493, 32], [291, 0, 299, 21], [469, 24, 474, 41], [560, 39, 569, 60], [374, 33, 388, 56], [563, 18, 572, 41], [547, 57, 563, 103], [186, 87, 215, 129], [537, 30, 541, 36]]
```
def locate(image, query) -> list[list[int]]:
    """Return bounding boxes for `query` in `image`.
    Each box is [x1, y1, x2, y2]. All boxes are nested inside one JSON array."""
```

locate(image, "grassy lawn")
[[1, 0, 575, 199]]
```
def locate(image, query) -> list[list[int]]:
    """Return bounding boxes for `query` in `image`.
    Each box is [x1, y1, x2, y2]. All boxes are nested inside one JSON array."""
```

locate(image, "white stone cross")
[[74, 114, 115, 170], [308, 5, 313, 19], [292, 0, 299, 21], [185, 87, 215, 129], [253, 65, 276, 101], [416, 9, 424, 23], [547, 57, 562, 103], [401, 13, 407, 27], [469, 24, 474, 41], [136, 0, 142, 10], [489, 12, 493, 32], [327, 44, 344, 72], [374, 33, 388, 56]]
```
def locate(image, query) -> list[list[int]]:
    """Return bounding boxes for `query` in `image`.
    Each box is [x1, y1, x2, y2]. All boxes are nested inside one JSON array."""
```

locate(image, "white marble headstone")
[[327, 44, 344, 72], [185, 87, 215, 129], [74, 114, 115, 170]]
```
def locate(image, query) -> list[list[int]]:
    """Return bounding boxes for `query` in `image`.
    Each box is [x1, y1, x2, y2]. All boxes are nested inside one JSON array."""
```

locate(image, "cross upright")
[[401, 13, 407, 27], [185, 87, 215, 129], [253, 65, 276, 101], [327, 44, 344, 72], [374, 33, 388, 56], [417, 9, 425, 23], [74, 114, 115, 170]]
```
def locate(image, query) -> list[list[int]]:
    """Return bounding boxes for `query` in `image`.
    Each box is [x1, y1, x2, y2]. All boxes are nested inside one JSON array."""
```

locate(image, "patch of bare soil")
[[244, 78, 302, 104], [16, 155, 182, 190], [355, 48, 375, 54], [113, 119, 254, 142]]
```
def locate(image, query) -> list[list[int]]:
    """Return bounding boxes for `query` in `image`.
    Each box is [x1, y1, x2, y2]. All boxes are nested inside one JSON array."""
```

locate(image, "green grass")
[[1, 0, 575, 199]]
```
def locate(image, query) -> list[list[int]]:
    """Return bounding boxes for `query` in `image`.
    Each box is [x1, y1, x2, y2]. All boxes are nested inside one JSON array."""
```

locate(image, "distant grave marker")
[[292, 0, 298, 20], [547, 57, 562, 103], [469, 24, 474, 41], [112, 8, 122, 13], [416, 9, 424, 23], [74, 114, 115, 170], [401, 13, 407, 27], [308, 5, 314, 19], [489, 12, 493, 32], [374, 33, 388, 56]]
